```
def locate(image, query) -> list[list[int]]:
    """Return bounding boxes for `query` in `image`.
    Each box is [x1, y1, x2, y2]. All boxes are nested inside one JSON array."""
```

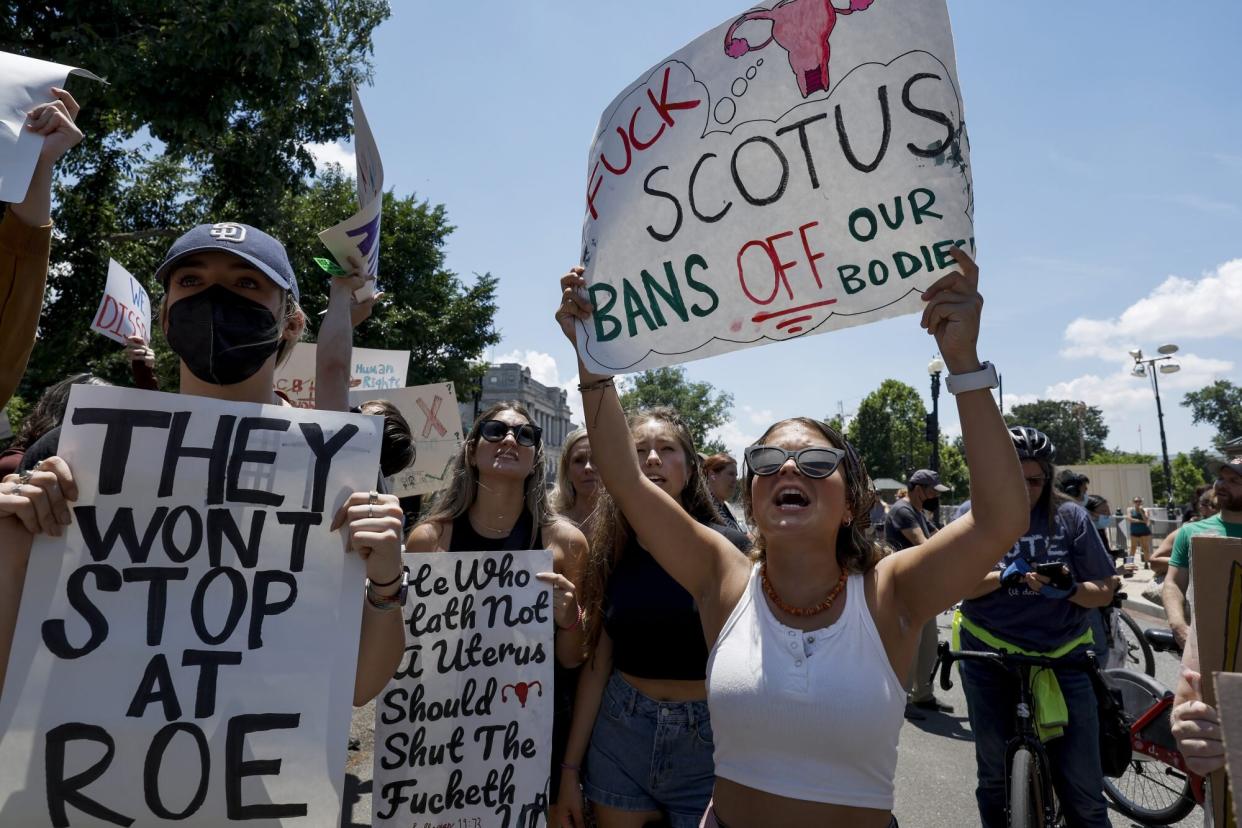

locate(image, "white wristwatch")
[[944, 361, 999, 395]]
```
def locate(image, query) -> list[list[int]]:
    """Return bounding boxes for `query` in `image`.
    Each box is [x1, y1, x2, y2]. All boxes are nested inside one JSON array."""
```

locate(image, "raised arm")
[[555, 268, 740, 606], [879, 249, 1028, 624], [314, 266, 372, 412]]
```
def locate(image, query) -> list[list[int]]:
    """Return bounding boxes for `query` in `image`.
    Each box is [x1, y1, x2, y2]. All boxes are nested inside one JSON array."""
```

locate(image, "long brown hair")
[[580, 407, 719, 653], [416, 401, 548, 546], [742, 417, 885, 574]]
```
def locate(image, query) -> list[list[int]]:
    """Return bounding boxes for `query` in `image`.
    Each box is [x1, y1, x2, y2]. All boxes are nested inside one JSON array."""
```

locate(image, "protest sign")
[[1216, 671, 1242, 826], [576, 0, 972, 373], [0, 384, 382, 825], [349, 382, 464, 497], [319, 85, 384, 301], [373, 549, 553, 828], [273, 343, 410, 408], [90, 259, 151, 345], [0, 50, 104, 203], [1191, 534, 1242, 828]]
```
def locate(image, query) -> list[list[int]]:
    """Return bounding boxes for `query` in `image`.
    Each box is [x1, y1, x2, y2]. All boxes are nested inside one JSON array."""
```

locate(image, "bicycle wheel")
[[1009, 746, 1047, 828], [1102, 668, 1196, 825], [1116, 608, 1156, 676]]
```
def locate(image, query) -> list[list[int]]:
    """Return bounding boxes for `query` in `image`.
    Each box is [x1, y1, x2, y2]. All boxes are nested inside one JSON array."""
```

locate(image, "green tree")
[[1004, 400, 1108, 464], [937, 440, 969, 501], [1182, 380, 1242, 452], [1170, 453, 1207, 505], [619, 367, 733, 455], [3, 0, 391, 393], [846, 380, 928, 480]]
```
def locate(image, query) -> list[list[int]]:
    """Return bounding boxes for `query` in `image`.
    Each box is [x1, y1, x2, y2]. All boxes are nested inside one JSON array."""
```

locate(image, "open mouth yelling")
[[774, 486, 810, 511]]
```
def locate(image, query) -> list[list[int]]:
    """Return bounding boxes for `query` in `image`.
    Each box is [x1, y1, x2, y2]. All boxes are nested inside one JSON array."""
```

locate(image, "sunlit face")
[[473, 408, 536, 481], [1216, 467, 1242, 512], [1021, 460, 1047, 510], [567, 438, 598, 500], [633, 420, 689, 499], [708, 461, 738, 502], [749, 422, 849, 537], [163, 250, 290, 325]]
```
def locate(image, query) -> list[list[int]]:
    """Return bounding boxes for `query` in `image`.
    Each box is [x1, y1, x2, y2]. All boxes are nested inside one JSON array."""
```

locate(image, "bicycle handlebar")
[[931, 641, 1100, 692]]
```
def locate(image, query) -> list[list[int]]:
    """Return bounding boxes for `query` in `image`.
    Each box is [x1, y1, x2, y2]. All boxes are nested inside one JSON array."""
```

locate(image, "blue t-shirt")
[[958, 500, 1116, 652]]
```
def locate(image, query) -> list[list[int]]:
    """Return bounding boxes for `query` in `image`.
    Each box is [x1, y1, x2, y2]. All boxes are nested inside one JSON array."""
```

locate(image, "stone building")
[[458, 363, 576, 483]]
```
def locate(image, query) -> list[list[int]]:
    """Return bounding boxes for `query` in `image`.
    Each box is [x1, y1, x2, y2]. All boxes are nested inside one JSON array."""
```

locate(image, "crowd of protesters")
[[3, 78, 1242, 828]]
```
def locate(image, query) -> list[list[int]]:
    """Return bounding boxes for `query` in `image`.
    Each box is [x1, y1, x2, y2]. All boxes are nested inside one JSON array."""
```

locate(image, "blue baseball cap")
[[154, 222, 300, 304]]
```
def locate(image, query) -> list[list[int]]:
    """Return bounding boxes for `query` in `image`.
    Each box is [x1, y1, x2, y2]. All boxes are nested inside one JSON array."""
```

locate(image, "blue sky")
[[310, 1, 1242, 459]]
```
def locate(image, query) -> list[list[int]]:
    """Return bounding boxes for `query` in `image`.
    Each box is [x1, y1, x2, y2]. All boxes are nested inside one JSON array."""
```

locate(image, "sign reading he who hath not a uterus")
[[0, 384, 381, 826], [577, 0, 974, 373]]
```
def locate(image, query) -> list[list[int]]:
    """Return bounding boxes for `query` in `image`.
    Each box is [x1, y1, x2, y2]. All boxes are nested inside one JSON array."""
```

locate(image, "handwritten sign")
[[1216, 671, 1242, 826], [0, 50, 104, 203], [373, 549, 553, 828], [319, 85, 384, 301], [576, 0, 972, 373], [273, 342, 410, 408], [349, 382, 465, 497], [0, 384, 382, 825], [90, 259, 151, 345]]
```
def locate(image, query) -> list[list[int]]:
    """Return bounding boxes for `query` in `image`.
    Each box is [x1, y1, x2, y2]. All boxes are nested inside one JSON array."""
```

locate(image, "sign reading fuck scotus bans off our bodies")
[[0, 385, 381, 826], [577, 0, 973, 373]]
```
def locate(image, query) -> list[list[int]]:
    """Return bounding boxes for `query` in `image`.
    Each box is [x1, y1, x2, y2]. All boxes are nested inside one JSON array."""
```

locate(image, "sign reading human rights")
[[577, 0, 972, 373], [373, 549, 554, 828], [274, 343, 410, 408], [0, 385, 381, 826]]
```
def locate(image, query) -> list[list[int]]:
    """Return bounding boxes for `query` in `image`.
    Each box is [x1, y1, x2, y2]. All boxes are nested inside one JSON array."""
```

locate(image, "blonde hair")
[[550, 427, 590, 515]]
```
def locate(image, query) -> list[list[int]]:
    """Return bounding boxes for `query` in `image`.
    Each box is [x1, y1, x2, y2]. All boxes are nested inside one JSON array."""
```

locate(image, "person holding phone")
[[953, 427, 1118, 827]]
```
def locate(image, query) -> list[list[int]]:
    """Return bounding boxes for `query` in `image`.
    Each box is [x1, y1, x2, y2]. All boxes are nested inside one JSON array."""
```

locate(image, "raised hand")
[[555, 266, 591, 345], [920, 247, 983, 374], [28, 87, 83, 166], [330, 490, 404, 585], [124, 335, 155, 369]]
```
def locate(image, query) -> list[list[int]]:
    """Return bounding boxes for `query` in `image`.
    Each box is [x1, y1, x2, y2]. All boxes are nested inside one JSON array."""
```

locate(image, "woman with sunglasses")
[[406, 402, 588, 822], [554, 248, 1029, 828], [558, 406, 749, 828]]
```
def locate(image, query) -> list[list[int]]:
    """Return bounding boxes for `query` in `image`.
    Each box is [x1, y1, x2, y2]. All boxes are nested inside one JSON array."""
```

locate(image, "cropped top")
[[604, 522, 748, 681], [706, 566, 905, 810]]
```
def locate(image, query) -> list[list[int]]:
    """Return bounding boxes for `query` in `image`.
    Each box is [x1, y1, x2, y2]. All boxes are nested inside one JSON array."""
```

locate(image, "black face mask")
[[923, 496, 941, 513], [166, 284, 283, 385]]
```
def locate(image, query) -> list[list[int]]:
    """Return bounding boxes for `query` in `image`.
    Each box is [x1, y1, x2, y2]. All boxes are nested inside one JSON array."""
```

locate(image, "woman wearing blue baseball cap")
[[0, 222, 405, 705]]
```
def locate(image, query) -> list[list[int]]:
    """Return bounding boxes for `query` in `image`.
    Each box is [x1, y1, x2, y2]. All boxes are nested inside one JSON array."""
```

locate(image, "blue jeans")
[[958, 629, 1109, 828]]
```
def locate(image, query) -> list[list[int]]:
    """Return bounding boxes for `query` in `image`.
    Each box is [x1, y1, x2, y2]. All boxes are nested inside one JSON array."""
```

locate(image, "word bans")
[[588, 254, 720, 343], [838, 237, 974, 296], [45, 713, 304, 827]]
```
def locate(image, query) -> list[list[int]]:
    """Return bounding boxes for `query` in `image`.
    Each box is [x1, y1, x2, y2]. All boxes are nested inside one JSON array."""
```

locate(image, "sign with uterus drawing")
[[577, 0, 973, 373]]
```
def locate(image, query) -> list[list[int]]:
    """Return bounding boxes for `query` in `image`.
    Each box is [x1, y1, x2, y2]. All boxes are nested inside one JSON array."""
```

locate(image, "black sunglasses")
[[478, 419, 542, 447], [745, 445, 845, 479]]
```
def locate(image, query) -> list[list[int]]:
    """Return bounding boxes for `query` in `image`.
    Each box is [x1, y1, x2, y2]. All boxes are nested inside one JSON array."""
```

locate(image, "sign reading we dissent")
[[577, 0, 973, 373], [373, 549, 553, 828], [0, 385, 381, 826]]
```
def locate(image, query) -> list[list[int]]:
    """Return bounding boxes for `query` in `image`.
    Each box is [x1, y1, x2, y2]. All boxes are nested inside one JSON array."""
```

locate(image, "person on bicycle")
[[955, 426, 1118, 827]]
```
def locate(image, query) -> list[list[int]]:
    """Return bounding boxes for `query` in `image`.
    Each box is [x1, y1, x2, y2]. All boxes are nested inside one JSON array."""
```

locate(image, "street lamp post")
[[927, 356, 944, 472], [1129, 345, 1180, 516]]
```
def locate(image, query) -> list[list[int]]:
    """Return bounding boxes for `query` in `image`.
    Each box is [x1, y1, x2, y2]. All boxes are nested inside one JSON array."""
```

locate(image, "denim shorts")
[[584, 670, 715, 827]]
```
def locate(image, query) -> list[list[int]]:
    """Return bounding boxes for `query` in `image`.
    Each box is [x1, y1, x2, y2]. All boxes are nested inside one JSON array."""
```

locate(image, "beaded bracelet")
[[560, 762, 581, 773], [556, 603, 585, 632]]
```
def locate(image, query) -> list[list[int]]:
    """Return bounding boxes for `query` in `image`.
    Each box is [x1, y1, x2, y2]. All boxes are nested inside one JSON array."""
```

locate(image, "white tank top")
[[706, 566, 906, 809]]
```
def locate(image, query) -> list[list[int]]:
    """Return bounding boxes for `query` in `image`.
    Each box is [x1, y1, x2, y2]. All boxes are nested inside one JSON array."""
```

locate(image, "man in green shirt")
[[1163, 455, 1242, 649]]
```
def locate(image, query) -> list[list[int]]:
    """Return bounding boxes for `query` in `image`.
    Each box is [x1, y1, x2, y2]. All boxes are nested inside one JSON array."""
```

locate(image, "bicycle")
[[1102, 591, 1156, 676], [933, 640, 1102, 828], [1101, 628, 1204, 825]]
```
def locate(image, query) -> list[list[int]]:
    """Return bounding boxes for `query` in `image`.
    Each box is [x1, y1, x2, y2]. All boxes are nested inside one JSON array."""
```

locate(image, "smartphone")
[[1035, 562, 1069, 578]]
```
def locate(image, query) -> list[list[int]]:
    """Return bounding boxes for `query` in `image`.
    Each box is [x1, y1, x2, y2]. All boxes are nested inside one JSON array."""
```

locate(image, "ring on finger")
[[368, 505, 375, 519], [17, 470, 33, 486], [368, 490, 379, 506]]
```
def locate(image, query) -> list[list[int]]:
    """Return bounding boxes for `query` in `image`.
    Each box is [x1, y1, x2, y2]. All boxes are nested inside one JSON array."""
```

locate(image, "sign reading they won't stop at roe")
[[373, 549, 554, 828], [577, 0, 973, 373], [0, 385, 382, 826]]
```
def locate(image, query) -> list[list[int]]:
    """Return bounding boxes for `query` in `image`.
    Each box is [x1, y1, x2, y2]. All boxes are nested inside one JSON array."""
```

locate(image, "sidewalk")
[[1118, 564, 1167, 621]]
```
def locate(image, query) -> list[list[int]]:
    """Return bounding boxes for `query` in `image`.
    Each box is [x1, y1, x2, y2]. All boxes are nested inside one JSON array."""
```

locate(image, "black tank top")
[[448, 509, 542, 552], [604, 522, 750, 681]]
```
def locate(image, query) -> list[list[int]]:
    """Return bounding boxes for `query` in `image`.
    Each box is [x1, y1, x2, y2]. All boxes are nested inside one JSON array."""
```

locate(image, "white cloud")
[[709, 419, 760, 461], [305, 141, 355, 172], [493, 349, 585, 426], [1061, 259, 1242, 360]]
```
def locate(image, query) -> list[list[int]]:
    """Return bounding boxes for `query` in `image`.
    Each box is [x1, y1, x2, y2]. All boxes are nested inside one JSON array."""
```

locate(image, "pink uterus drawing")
[[724, 0, 876, 98]]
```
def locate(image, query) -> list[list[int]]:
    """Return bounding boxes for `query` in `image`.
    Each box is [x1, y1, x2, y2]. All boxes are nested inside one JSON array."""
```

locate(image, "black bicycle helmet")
[[1009, 425, 1056, 461]]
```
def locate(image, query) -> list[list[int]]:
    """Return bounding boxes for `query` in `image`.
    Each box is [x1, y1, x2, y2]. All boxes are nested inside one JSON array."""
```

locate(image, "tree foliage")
[[937, 440, 969, 501], [1003, 399, 1108, 465], [1182, 380, 1242, 452], [619, 367, 733, 455], [846, 380, 929, 480]]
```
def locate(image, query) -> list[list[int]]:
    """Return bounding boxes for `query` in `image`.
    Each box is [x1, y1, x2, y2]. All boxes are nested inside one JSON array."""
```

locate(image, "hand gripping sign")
[[576, 0, 973, 374], [0, 50, 104, 203]]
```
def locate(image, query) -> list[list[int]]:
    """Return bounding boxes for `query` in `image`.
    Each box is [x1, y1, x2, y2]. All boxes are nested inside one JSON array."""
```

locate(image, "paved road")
[[893, 610, 1204, 828], [343, 607, 1204, 827]]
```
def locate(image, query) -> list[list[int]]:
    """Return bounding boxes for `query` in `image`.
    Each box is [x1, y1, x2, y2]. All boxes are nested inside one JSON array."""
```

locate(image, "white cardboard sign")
[[0, 385, 381, 826], [90, 259, 151, 345], [0, 50, 103, 203], [576, 0, 972, 373], [348, 383, 465, 497], [273, 343, 410, 409], [372, 549, 554, 828], [319, 85, 384, 300]]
